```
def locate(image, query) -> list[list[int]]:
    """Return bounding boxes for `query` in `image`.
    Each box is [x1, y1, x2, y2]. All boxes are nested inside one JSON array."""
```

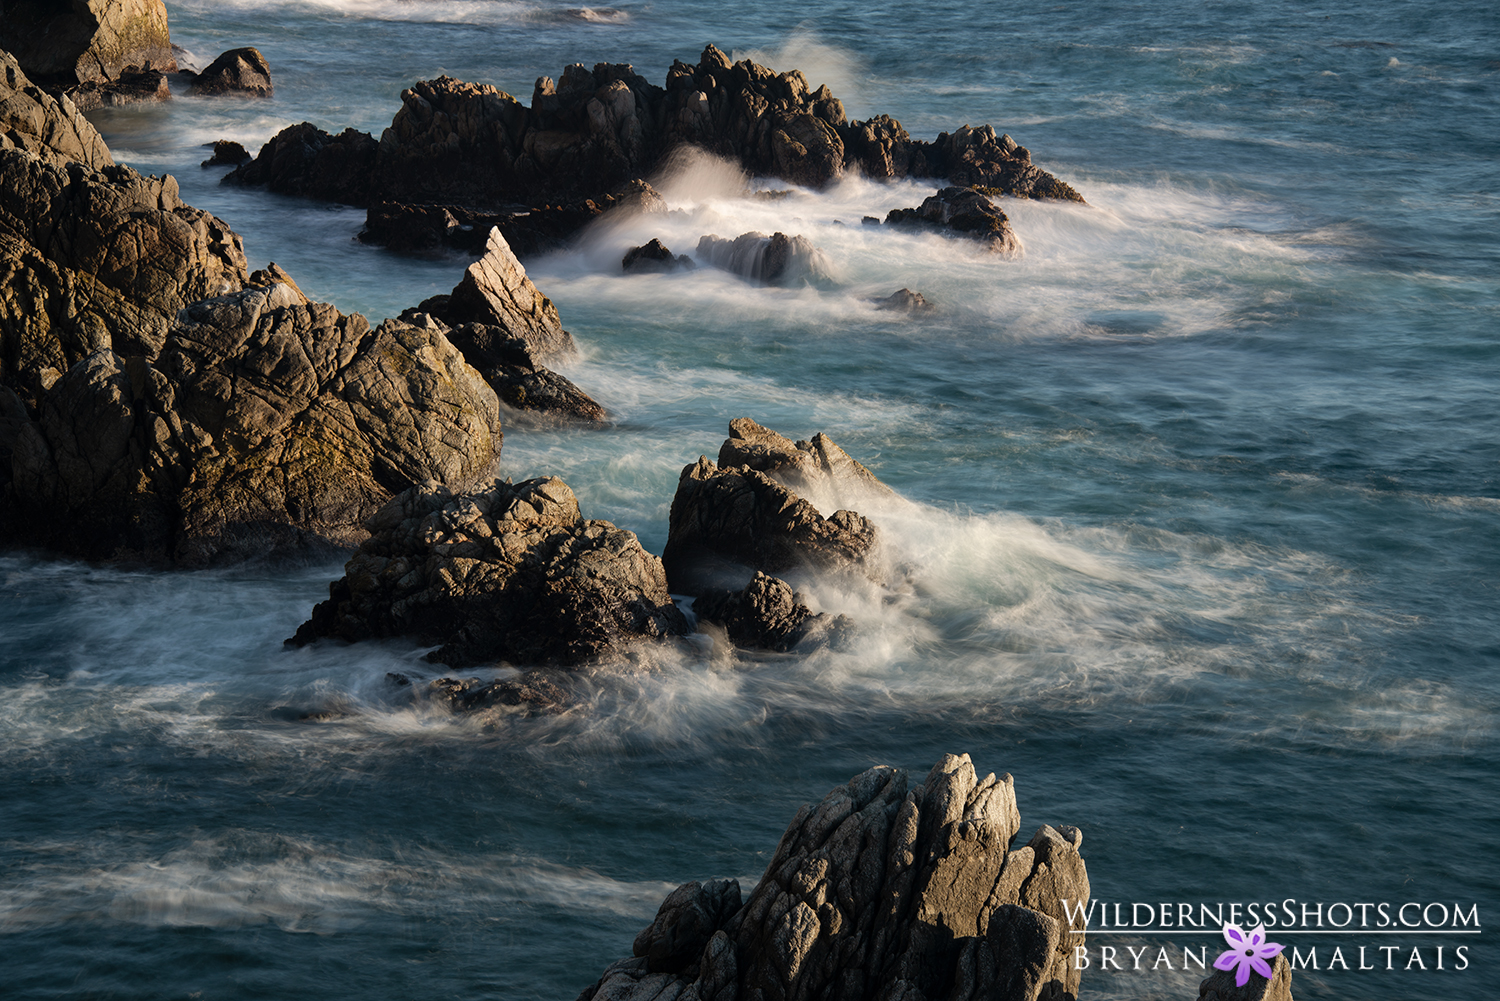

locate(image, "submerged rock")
[[695, 231, 831, 286], [290, 476, 689, 666], [885, 186, 1023, 255], [663, 419, 885, 594], [576, 754, 1090, 1001], [693, 571, 849, 652], [873, 288, 933, 313], [188, 46, 273, 97]]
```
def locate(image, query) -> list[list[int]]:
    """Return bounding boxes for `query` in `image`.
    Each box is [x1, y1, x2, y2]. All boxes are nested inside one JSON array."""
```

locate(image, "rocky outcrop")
[[187, 46, 272, 97], [695, 232, 831, 286], [434, 317, 605, 425], [577, 754, 1089, 1001], [226, 44, 1083, 252], [201, 139, 251, 168], [419, 227, 577, 362], [0, 0, 175, 87], [0, 144, 248, 411], [623, 238, 695, 274], [0, 51, 114, 169], [289, 476, 689, 666], [663, 420, 885, 593], [225, 122, 380, 205], [3, 282, 504, 564], [693, 571, 848, 652], [1197, 955, 1295, 1001], [886, 187, 1022, 255]]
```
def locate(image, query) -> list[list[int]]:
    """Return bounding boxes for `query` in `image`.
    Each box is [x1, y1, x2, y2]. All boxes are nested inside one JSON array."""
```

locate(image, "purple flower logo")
[[1213, 923, 1285, 987]]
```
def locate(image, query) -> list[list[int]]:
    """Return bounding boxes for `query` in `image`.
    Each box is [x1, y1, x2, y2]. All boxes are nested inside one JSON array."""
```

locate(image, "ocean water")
[[4, 1, 1499, 998]]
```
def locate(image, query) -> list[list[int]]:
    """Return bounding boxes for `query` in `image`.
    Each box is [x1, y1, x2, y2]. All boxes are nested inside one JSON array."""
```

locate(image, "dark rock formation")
[[0, 0, 175, 87], [663, 420, 885, 593], [623, 238, 694, 274], [0, 51, 114, 169], [224, 44, 1083, 252], [693, 571, 849, 652], [418, 226, 578, 362], [289, 476, 689, 666], [201, 139, 251, 168], [576, 754, 1089, 1001], [429, 316, 605, 425], [886, 187, 1022, 255], [63, 64, 169, 111], [225, 122, 379, 206], [1197, 955, 1295, 1001], [695, 231, 830, 286], [873, 288, 933, 313], [187, 46, 272, 97], [2, 281, 504, 564], [426, 671, 571, 717]]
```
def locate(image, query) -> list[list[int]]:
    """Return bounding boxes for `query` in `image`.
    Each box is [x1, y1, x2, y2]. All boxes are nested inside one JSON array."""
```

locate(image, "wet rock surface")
[[886, 187, 1023, 256], [693, 571, 849, 652], [623, 238, 695, 274], [576, 754, 1090, 1001], [663, 420, 885, 594], [695, 231, 830, 286], [289, 476, 689, 667], [874, 288, 933, 313]]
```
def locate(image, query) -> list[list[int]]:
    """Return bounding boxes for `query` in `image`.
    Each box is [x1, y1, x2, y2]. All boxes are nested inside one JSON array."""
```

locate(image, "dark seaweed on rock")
[[576, 754, 1091, 1001]]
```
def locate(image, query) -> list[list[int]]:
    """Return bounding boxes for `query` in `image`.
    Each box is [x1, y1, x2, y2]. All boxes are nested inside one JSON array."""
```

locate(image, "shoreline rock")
[[575, 753, 1089, 1001], [0, 0, 175, 88], [186, 46, 272, 97], [885, 186, 1023, 256]]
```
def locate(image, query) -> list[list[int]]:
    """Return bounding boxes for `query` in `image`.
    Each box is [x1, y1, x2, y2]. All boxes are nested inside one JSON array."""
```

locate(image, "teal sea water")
[[3, 1, 1498, 998]]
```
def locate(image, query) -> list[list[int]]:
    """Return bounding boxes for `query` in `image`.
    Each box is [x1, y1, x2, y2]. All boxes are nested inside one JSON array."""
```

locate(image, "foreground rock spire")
[[578, 753, 1090, 1001]]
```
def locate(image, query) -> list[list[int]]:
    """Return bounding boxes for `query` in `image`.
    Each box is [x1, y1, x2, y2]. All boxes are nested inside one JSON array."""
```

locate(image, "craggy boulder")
[[421, 226, 577, 362], [886, 187, 1022, 256], [223, 122, 379, 205], [0, 0, 175, 86], [290, 476, 689, 666], [188, 46, 273, 97], [693, 571, 849, 652], [695, 231, 831, 287], [0, 51, 118, 168], [5, 282, 504, 564], [577, 753, 1089, 1001]]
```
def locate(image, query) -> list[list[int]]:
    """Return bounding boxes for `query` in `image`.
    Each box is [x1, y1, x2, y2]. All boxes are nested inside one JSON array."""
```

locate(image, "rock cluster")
[[225, 44, 1084, 253], [577, 754, 1090, 1001], [289, 476, 689, 666], [663, 419, 887, 594], [886, 187, 1023, 256], [693, 571, 849, 652]]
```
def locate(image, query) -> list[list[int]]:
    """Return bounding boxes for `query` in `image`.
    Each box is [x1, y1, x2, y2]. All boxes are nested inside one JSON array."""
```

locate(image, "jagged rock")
[[438, 320, 605, 425], [288, 476, 689, 666], [634, 880, 744, 974], [694, 231, 831, 286], [663, 420, 884, 593], [62, 65, 169, 111], [575, 754, 1089, 1001], [0, 144, 248, 411], [426, 671, 570, 717], [873, 288, 932, 313], [4, 282, 504, 563], [0, 0, 175, 86], [223, 122, 379, 205], [421, 227, 578, 362], [1197, 955, 1295, 1001], [201, 139, 251, 168], [0, 51, 114, 169], [885, 187, 1023, 256], [188, 46, 272, 97], [224, 44, 1082, 249], [693, 571, 849, 652], [622, 238, 694, 274]]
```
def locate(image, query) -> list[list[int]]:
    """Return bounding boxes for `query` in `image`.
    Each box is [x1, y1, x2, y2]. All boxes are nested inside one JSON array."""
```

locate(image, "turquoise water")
[[3, 1, 1498, 998]]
